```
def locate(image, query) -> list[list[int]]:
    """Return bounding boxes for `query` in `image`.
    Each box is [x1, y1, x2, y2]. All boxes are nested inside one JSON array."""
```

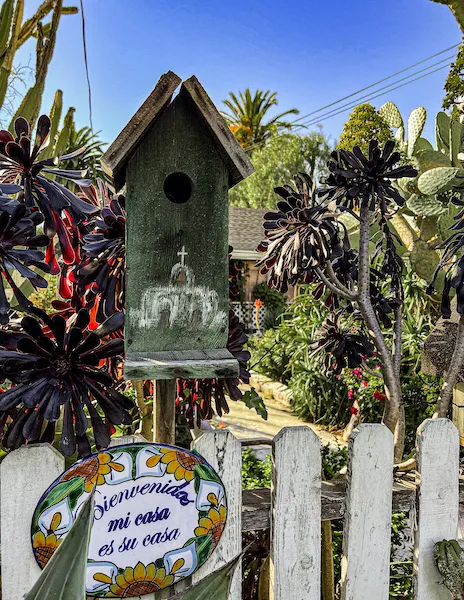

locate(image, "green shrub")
[[252, 281, 287, 329]]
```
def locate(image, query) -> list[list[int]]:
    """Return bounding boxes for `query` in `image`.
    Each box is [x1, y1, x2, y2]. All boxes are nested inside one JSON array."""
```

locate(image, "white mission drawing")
[[128, 246, 227, 330]]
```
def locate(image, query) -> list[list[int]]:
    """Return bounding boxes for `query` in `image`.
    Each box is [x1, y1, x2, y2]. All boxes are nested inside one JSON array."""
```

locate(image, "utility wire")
[[241, 47, 457, 154], [292, 59, 453, 130], [299, 63, 450, 129], [79, 0, 93, 131], [288, 42, 460, 126]]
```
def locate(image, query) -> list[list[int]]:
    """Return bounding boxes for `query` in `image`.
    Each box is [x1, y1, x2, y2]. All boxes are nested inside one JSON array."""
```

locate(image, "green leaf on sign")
[[194, 463, 222, 485], [25, 493, 94, 600], [34, 478, 84, 529], [168, 554, 241, 600], [195, 533, 214, 566], [241, 387, 268, 420]]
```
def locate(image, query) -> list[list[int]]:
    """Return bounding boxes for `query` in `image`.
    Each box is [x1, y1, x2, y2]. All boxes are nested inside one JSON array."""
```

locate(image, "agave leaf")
[[168, 554, 241, 600], [24, 492, 94, 600]]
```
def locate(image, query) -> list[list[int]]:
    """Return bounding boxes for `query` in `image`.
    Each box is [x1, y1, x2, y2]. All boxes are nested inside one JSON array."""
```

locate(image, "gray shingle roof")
[[229, 207, 267, 258]]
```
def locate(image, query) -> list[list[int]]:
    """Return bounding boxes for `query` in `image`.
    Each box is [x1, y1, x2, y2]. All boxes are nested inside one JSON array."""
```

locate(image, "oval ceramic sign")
[[31, 443, 227, 598]]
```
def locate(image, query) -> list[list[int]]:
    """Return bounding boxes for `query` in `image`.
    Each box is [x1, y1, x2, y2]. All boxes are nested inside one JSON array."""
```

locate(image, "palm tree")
[[222, 89, 299, 152], [64, 125, 106, 183]]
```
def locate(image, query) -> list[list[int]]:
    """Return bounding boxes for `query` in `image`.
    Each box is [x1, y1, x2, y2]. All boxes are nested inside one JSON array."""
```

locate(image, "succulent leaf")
[[417, 167, 460, 196], [436, 111, 451, 153], [410, 239, 440, 281], [450, 115, 462, 166], [379, 101, 403, 128], [415, 149, 452, 171], [406, 193, 447, 216], [407, 107, 427, 156], [434, 540, 464, 600]]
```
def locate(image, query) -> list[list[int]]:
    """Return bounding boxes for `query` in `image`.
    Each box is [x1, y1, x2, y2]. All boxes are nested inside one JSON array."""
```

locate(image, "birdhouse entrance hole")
[[163, 171, 192, 204]]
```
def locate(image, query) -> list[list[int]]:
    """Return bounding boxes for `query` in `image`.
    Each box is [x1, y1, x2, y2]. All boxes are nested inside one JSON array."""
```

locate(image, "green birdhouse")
[[101, 71, 254, 380]]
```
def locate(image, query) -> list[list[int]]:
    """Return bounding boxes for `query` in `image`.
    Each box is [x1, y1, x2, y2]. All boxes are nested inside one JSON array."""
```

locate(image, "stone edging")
[[249, 370, 293, 409]]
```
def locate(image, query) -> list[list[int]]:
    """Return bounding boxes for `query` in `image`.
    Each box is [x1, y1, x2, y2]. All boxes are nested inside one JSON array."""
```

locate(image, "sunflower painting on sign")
[[31, 443, 227, 598]]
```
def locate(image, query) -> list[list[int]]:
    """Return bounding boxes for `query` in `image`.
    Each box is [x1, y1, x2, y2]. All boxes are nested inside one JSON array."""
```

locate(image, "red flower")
[[373, 390, 386, 401], [350, 406, 359, 416]]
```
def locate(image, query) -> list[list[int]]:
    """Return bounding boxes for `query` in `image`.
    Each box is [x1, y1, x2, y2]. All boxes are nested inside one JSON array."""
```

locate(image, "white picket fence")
[[0, 418, 460, 600]]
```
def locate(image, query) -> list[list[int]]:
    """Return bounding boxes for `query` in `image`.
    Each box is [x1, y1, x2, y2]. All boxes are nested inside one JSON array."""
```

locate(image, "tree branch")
[[434, 314, 464, 417], [361, 360, 383, 380], [393, 304, 402, 377], [315, 267, 356, 300], [326, 260, 356, 298], [357, 205, 401, 433]]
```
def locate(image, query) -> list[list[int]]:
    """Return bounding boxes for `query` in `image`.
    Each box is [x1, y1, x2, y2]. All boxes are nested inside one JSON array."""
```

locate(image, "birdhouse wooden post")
[[101, 71, 254, 440]]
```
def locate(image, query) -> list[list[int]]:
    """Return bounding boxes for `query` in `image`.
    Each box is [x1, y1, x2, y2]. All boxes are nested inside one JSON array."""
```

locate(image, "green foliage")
[[377, 101, 464, 281], [337, 103, 395, 154], [241, 387, 268, 420], [25, 492, 93, 600], [170, 554, 241, 600], [252, 281, 287, 328], [229, 129, 331, 208], [321, 443, 347, 480], [248, 328, 293, 383], [64, 124, 106, 182], [221, 88, 299, 150], [443, 41, 464, 110], [241, 447, 272, 489]]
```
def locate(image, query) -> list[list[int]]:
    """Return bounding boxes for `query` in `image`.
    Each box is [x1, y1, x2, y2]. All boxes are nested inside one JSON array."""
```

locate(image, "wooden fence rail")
[[0, 419, 460, 600]]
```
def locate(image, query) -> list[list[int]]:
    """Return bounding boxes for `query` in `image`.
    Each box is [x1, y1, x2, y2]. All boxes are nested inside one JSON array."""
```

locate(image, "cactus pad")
[[417, 167, 460, 196], [406, 194, 446, 216], [407, 107, 427, 157], [379, 101, 403, 128]]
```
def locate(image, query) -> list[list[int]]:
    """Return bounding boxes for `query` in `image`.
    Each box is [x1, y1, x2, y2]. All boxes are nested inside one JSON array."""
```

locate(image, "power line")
[[289, 43, 459, 126], [242, 46, 458, 154], [292, 59, 453, 130], [299, 63, 450, 129]]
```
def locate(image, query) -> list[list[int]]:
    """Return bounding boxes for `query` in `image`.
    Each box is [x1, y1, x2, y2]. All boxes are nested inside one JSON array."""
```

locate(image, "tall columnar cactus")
[[378, 101, 464, 280], [0, 0, 77, 128]]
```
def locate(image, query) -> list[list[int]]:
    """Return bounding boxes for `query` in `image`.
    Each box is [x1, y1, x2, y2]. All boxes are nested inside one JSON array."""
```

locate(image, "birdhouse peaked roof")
[[101, 70, 254, 190]]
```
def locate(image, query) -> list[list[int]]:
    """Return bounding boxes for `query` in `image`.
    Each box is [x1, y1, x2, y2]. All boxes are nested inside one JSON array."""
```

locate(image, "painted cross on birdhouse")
[[101, 71, 254, 381]]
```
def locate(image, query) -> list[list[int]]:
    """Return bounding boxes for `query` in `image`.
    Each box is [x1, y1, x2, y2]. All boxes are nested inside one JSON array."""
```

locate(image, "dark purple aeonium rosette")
[[0, 202, 50, 323], [310, 312, 375, 375], [319, 140, 417, 212], [177, 310, 251, 427], [0, 308, 133, 457], [256, 174, 348, 292], [75, 194, 126, 322], [0, 115, 99, 265]]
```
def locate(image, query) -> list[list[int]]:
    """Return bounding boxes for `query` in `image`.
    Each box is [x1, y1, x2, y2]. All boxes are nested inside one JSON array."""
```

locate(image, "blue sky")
[[15, 0, 462, 147]]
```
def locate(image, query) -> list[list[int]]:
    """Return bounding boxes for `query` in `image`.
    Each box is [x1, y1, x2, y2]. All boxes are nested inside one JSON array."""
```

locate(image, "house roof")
[[229, 207, 267, 260], [101, 71, 254, 191]]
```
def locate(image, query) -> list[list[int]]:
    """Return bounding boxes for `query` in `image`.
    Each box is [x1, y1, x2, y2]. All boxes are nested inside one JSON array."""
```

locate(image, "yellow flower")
[[104, 562, 175, 597], [32, 512, 62, 568], [146, 448, 199, 482], [194, 498, 227, 548], [62, 452, 125, 492]]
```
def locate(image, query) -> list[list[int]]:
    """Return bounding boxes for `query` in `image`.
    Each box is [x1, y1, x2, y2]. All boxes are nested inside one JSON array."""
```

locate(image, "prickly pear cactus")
[[417, 167, 461, 196], [434, 540, 464, 600], [379, 101, 404, 129], [410, 239, 441, 281], [407, 107, 427, 157], [406, 194, 447, 217]]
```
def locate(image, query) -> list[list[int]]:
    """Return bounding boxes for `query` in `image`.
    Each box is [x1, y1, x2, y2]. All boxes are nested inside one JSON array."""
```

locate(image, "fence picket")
[[414, 418, 459, 599], [271, 426, 321, 600], [340, 424, 394, 600], [192, 430, 242, 600], [1, 443, 64, 600]]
